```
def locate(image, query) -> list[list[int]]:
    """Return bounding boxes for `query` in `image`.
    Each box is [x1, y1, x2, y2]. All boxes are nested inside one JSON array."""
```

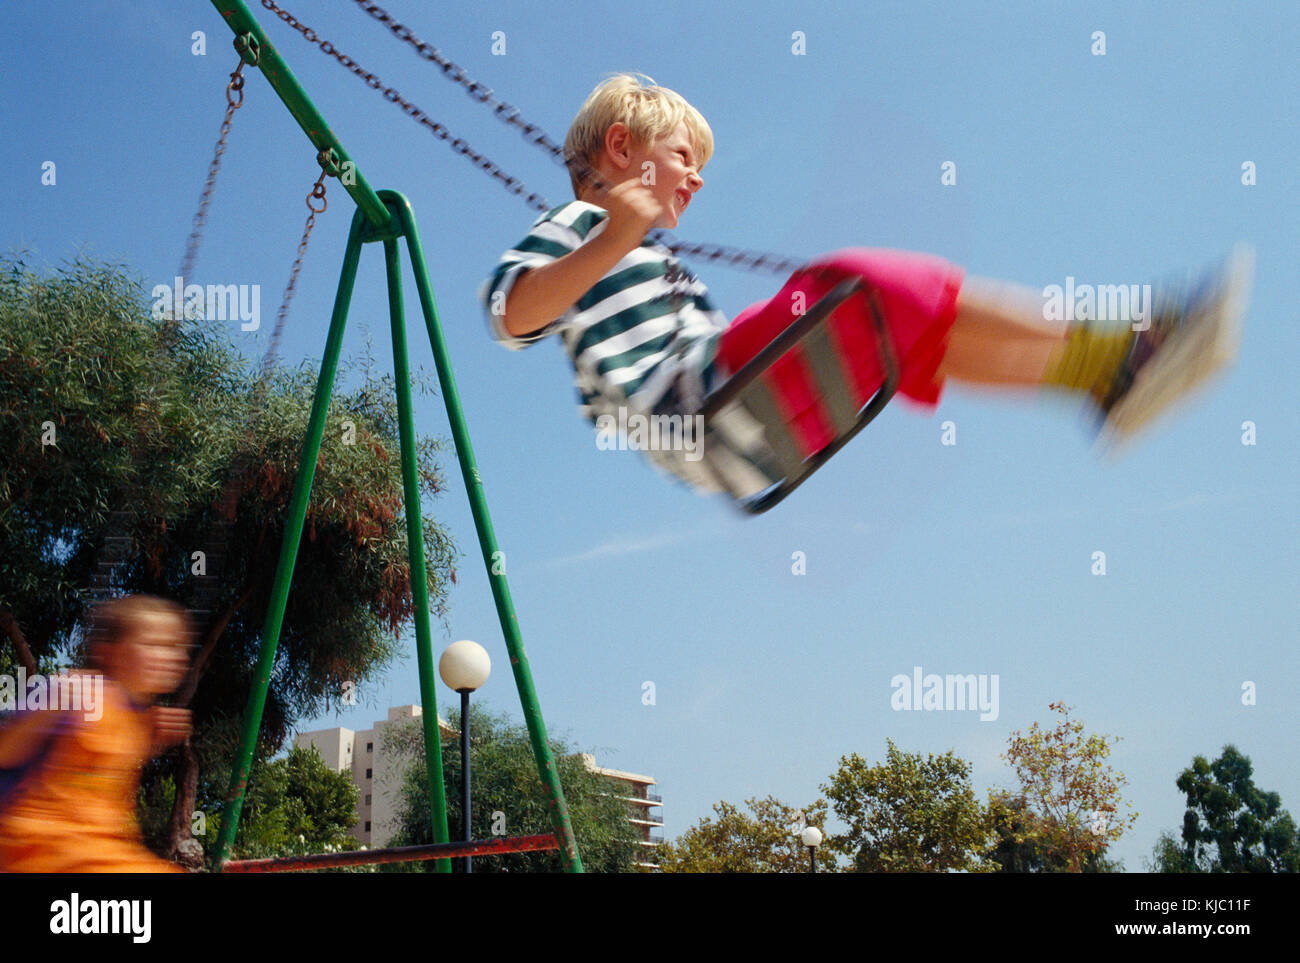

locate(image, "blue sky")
[[3, 1, 1296, 870]]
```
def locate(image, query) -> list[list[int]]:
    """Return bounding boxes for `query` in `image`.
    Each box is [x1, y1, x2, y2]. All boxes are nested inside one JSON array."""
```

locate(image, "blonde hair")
[[563, 72, 713, 198], [87, 594, 193, 665]]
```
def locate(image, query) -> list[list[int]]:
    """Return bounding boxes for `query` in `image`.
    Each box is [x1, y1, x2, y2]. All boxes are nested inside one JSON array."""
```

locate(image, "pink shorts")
[[715, 248, 964, 458]]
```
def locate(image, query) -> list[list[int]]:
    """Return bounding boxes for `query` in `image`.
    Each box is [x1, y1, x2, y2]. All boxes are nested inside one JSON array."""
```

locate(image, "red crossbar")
[[221, 833, 560, 872]]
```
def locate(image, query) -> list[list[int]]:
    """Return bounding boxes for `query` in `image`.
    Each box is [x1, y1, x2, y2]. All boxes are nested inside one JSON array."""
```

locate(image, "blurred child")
[[480, 73, 1251, 499], [0, 594, 194, 872]]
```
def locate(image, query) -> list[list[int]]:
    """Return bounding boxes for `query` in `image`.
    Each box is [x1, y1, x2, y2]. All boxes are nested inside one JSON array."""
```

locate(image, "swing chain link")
[[176, 58, 248, 302], [263, 162, 329, 380], [260, 0, 810, 277], [259, 0, 552, 213], [226, 61, 246, 108]]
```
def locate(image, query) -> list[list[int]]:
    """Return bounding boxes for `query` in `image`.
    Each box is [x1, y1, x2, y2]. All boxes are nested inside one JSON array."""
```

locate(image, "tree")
[[1149, 831, 1198, 873], [1001, 702, 1136, 872], [659, 796, 833, 873], [229, 744, 361, 860], [385, 704, 642, 872], [1, 255, 459, 866], [149, 744, 361, 865], [986, 791, 1122, 872], [1149, 745, 1299, 873], [823, 740, 994, 872], [0, 255, 224, 671]]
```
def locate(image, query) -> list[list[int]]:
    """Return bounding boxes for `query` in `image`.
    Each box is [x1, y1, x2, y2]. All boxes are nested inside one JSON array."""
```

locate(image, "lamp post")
[[438, 639, 491, 873], [801, 826, 823, 873]]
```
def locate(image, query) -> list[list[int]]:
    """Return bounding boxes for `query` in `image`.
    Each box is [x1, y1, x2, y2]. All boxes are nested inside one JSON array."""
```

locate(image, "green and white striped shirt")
[[482, 201, 773, 495]]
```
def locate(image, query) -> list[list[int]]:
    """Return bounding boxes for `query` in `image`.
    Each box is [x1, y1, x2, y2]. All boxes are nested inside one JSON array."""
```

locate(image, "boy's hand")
[[151, 706, 192, 750], [501, 181, 664, 338], [598, 179, 665, 248]]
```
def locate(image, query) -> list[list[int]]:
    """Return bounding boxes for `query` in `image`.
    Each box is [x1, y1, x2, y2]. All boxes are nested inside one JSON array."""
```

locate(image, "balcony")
[[622, 792, 662, 807]]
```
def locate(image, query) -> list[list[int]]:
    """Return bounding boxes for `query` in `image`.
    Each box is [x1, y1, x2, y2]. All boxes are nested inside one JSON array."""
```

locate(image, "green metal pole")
[[209, 0, 392, 231], [203, 0, 582, 872], [383, 231, 452, 872], [384, 190, 584, 872], [212, 211, 366, 869]]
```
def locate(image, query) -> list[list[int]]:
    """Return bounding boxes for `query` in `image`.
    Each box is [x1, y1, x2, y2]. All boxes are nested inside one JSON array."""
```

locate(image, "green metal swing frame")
[[206, 0, 579, 873]]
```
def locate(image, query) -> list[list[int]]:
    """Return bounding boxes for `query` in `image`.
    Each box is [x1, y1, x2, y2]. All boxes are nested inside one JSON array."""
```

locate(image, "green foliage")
[[660, 708, 1140, 874], [658, 796, 832, 873], [185, 745, 364, 871], [0, 254, 233, 650], [823, 739, 996, 872], [0, 254, 461, 851], [0, 645, 59, 681], [229, 745, 361, 860], [1000, 702, 1135, 872], [986, 792, 1122, 872], [386, 704, 642, 872], [1149, 745, 1299, 873], [137, 773, 180, 854], [1149, 830, 1198, 873]]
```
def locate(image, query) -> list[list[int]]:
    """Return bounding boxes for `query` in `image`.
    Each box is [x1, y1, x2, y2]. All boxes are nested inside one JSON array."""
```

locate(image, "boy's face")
[[606, 120, 704, 230]]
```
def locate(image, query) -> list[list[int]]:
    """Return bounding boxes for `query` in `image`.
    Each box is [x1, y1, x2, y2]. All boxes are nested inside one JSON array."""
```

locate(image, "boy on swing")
[[481, 73, 1252, 500]]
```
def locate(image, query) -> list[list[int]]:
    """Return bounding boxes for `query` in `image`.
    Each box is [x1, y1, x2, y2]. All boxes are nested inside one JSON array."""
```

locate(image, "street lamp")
[[438, 639, 491, 873], [800, 826, 824, 873]]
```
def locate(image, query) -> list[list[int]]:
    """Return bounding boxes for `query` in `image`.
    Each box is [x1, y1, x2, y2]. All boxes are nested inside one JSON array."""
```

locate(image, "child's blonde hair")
[[563, 72, 713, 198]]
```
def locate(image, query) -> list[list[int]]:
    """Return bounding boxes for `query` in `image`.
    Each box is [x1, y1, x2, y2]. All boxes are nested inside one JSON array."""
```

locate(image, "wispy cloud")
[[975, 488, 1283, 530], [980, 505, 1093, 529], [680, 679, 735, 725], [538, 529, 698, 570], [1149, 490, 1260, 514]]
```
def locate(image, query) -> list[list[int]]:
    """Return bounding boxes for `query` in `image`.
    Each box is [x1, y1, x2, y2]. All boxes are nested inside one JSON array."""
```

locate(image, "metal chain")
[[177, 60, 248, 297], [346, 0, 814, 275], [163, 57, 257, 629], [87, 57, 252, 615], [182, 162, 330, 658], [87, 42, 334, 701], [348, 2, 579, 185], [259, 0, 551, 213], [262, 162, 328, 381], [261, 0, 810, 277]]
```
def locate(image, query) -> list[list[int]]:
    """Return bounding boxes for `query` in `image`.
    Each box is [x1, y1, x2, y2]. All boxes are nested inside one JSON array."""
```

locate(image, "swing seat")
[[699, 278, 899, 514]]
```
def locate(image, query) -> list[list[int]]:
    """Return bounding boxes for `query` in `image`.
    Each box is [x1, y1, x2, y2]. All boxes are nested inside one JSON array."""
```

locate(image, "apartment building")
[[579, 753, 664, 871], [294, 704, 455, 847], [295, 706, 664, 868]]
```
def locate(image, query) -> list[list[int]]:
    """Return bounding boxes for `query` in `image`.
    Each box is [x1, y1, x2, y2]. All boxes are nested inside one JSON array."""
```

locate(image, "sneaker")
[[1094, 243, 1253, 453]]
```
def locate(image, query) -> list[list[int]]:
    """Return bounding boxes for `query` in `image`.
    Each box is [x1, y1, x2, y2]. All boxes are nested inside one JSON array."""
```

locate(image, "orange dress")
[[0, 680, 182, 872]]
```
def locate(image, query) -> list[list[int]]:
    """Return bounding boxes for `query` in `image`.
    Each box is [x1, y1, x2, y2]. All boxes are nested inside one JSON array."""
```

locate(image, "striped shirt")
[[481, 200, 773, 495]]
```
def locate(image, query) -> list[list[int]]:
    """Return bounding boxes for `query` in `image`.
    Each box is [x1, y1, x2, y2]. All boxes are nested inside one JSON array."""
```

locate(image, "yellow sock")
[[1041, 323, 1134, 403]]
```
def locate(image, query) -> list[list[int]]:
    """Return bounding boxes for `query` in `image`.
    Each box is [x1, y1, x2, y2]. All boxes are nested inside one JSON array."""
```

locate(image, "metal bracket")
[[233, 32, 260, 66]]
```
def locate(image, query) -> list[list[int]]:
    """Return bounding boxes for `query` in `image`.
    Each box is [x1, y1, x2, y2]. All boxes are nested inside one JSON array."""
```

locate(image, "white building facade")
[[296, 706, 664, 867], [295, 704, 454, 847]]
